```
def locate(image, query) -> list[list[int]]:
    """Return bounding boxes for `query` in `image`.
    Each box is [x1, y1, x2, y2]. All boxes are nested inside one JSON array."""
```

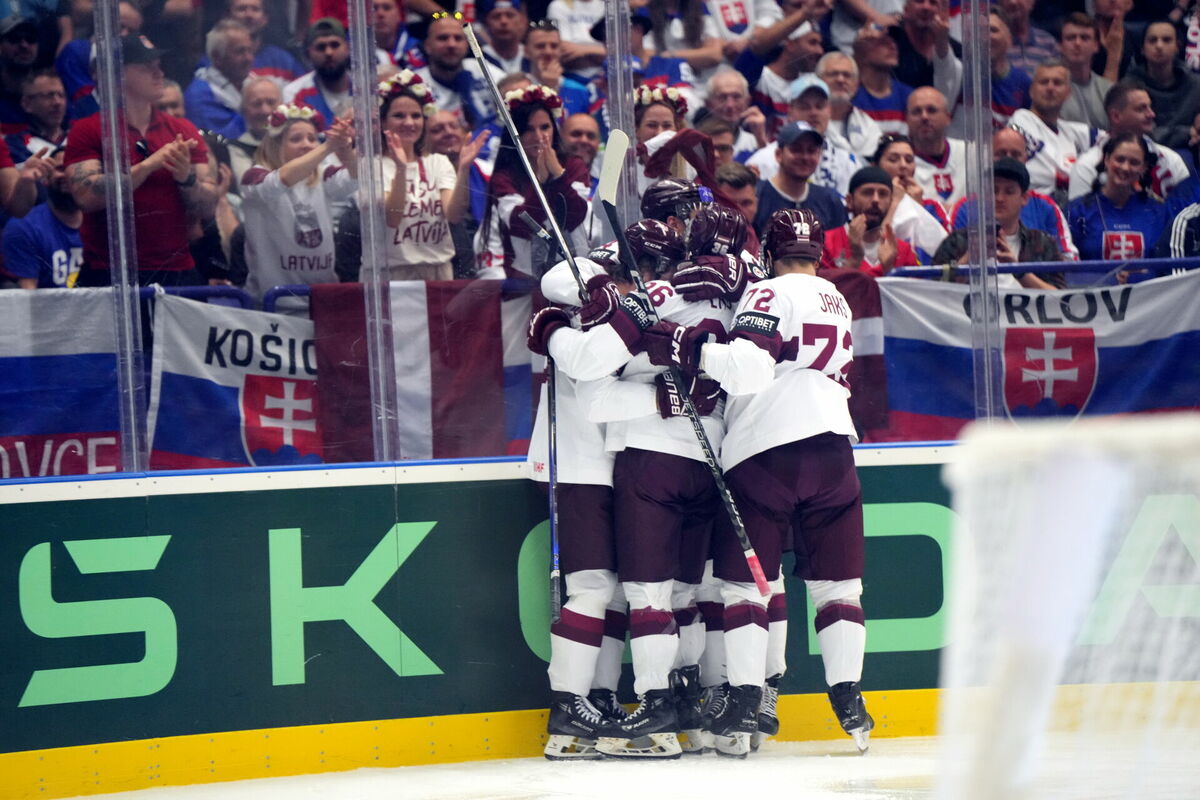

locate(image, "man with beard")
[[821, 166, 916, 275], [817, 52, 882, 162], [415, 14, 504, 127], [284, 18, 352, 122], [2, 150, 82, 288]]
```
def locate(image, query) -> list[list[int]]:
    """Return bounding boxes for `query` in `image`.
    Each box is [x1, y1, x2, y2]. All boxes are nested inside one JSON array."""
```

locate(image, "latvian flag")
[[310, 280, 533, 462]]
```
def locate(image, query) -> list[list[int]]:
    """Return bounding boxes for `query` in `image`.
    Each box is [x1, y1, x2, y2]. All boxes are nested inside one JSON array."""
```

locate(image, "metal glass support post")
[[348, 2, 400, 461], [605, 0, 640, 227], [95, 0, 147, 472], [960, 0, 1003, 425]]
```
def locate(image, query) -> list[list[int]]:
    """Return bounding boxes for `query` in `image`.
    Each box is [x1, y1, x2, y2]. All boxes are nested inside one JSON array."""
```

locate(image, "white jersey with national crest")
[[701, 271, 857, 471], [584, 280, 735, 463]]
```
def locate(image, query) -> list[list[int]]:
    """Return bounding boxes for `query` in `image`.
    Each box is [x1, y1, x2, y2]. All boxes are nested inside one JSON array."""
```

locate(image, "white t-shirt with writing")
[[241, 165, 356, 303], [376, 153, 457, 270]]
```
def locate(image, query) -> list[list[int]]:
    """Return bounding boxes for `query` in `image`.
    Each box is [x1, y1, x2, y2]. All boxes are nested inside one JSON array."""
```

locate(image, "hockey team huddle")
[[527, 176, 870, 760]]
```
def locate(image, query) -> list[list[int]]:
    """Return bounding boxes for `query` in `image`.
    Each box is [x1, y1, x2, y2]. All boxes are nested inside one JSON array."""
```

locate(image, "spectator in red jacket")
[[822, 166, 918, 275]]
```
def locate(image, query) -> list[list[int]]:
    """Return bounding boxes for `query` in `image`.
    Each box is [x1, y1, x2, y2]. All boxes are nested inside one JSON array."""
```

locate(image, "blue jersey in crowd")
[[1067, 191, 1168, 284], [753, 179, 847, 236], [2, 204, 83, 288]]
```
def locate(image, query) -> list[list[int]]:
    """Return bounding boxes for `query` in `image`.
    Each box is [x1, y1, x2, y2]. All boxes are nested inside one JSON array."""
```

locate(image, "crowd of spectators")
[[0, 0, 1199, 294]]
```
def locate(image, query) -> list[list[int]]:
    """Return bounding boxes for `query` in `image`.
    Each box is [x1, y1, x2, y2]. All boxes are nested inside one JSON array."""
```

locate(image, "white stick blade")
[[597, 129, 630, 207]]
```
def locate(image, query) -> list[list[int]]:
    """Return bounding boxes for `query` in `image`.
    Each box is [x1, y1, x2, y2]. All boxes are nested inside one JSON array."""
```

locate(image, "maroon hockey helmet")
[[763, 208, 824, 263], [687, 204, 749, 258], [625, 219, 687, 277], [639, 177, 714, 223]]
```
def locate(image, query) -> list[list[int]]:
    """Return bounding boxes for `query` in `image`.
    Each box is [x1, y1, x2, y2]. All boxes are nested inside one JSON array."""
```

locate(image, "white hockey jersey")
[[526, 261, 645, 486], [701, 272, 857, 471], [1008, 109, 1093, 198], [1068, 133, 1189, 201], [584, 281, 734, 464], [914, 138, 968, 212]]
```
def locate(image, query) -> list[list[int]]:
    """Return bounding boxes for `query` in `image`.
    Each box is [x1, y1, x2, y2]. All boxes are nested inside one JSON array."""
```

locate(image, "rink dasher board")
[[0, 446, 954, 799], [0, 444, 956, 504]]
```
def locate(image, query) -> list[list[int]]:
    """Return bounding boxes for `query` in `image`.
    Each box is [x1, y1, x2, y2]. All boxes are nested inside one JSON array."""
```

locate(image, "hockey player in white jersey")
[[579, 220, 737, 759], [526, 251, 653, 759], [641, 207, 872, 757]]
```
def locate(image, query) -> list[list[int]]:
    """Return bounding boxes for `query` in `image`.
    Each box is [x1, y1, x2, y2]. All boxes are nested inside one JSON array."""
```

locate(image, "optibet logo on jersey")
[[241, 375, 322, 463], [1003, 328, 1097, 418]]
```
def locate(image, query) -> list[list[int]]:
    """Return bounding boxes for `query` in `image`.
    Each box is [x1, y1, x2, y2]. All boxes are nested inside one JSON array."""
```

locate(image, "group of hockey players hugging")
[[526, 176, 872, 760]]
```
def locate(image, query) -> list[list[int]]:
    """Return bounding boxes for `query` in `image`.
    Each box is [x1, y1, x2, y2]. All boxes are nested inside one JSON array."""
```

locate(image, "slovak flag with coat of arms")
[[148, 295, 322, 469]]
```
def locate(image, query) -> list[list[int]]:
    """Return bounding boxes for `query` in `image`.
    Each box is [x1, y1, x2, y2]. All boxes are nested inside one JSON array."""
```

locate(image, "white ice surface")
[[73, 737, 941, 800]]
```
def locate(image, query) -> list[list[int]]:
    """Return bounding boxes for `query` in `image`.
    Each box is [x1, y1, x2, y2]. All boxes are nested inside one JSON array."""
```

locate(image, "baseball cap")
[[0, 15, 36, 39], [777, 120, 823, 147], [305, 17, 347, 47], [788, 20, 815, 39], [479, 0, 522, 16], [121, 34, 167, 64], [992, 157, 1030, 192], [848, 166, 892, 194], [788, 74, 830, 102]]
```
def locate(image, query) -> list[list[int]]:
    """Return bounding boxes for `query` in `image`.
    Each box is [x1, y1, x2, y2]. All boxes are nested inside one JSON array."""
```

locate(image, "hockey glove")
[[654, 373, 723, 418], [671, 254, 747, 302], [578, 274, 622, 331], [527, 306, 571, 356], [641, 320, 725, 374]]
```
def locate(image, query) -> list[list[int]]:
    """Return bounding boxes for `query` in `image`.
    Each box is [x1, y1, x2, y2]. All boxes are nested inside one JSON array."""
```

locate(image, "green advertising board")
[[0, 451, 960, 797]]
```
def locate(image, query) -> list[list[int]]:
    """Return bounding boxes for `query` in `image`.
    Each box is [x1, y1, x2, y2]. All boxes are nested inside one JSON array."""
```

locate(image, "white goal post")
[[936, 415, 1200, 800]]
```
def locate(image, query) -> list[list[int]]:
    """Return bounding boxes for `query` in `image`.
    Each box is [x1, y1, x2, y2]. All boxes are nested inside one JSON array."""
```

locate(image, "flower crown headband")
[[634, 85, 688, 118], [378, 69, 438, 117], [267, 103, 326, 136], [504, 85, 564, 119]]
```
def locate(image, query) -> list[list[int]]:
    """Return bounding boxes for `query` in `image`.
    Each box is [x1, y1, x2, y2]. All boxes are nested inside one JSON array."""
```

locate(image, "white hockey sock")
[[591, 603, 628, 692], [548, 570, 616, 696], [672, 581, 703, 669], [721, 580, 768, 688], [625, 580, 678, 695], [766, 578, 788, 680], [816, 620, 866, 686]]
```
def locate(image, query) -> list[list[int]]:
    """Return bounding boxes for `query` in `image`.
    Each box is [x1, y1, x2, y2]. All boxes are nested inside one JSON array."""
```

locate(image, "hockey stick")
[[597, 130, 770, 597], [520, 212, 568, 624]]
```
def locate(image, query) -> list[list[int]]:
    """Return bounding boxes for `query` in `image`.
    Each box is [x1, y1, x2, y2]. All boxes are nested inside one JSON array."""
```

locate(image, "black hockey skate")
[[751, 673, 781, 751], [670, 666, 705, 754], [699, 683, 730, 752], [587, 688, 630, 722], [828, 681, 874, 752], [544, 691, 609, 760], [705, 683, 762, 758], [595, 688, 682, 759]]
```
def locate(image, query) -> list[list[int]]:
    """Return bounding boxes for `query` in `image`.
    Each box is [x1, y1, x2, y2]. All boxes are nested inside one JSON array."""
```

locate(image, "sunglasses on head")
[[529, 19, 557, 30]]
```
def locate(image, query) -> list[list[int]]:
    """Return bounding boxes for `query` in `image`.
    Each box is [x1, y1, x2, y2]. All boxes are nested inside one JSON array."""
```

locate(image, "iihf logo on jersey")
[[241, 375, 323, 465], [1002, 328, 1097, 419]]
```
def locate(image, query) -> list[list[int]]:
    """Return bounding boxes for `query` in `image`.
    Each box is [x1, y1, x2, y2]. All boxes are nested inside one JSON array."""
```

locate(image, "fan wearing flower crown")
[[634, 84, 719, 198], [374, 69, 489, 280], [239, 104, 358, 311], [475, 85, 591, 280]]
